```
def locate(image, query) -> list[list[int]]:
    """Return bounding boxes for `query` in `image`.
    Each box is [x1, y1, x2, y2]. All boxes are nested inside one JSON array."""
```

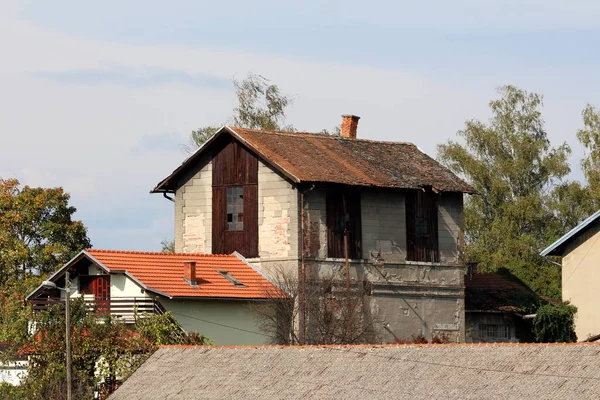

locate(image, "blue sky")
[[2, 0, 600, 251]]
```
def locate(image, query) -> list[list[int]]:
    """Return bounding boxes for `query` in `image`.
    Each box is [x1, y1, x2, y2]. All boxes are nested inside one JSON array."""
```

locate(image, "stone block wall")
[[175, 155, 213, 253]]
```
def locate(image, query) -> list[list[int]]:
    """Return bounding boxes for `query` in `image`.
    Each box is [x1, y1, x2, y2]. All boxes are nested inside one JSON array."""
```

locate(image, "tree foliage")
[[577, 104, 600, 203], [533, 303, 577, 343], [437, 86, 574, 298], [185, 73, 293, 152], [9, 299, 209, 399], [0, 178, 91, 285]]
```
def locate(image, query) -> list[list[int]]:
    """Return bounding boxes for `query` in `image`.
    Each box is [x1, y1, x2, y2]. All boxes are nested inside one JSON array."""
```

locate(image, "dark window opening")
[[326, 188, 362, 259], [79, 275, 94, 295], [218, 270, 246, 287], [406, 189, 439, 262], [478, 324, 509, 339], [226, 186, 244, 231]]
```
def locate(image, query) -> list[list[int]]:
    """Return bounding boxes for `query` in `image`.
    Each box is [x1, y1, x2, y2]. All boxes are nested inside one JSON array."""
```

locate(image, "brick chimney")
[[341, 114, 360, 139], [184, 261, 197, 285]]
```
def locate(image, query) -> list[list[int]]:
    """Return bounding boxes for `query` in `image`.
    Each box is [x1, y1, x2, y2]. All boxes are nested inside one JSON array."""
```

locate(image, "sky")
[[1, 0, 600, 251]]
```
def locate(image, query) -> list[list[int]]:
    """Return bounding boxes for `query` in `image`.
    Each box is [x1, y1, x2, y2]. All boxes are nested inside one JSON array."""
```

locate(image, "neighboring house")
[[465, 272, 542, 343], [111, 343, 600, 400], [541, 209, 600, 341], [152, 115, 475, 342], [0, 342, 27, 386], [26, 249, 284, 345]]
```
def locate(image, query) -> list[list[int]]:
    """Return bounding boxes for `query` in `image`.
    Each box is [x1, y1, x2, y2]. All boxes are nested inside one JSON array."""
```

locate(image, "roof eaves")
[[150, 126, 229, 193], [540, 209, 600, 256], [26, 250, 100, 300]]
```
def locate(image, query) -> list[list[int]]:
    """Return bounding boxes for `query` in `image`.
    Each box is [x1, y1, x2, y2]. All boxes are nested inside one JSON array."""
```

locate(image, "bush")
[[533, 303, 577, 343]]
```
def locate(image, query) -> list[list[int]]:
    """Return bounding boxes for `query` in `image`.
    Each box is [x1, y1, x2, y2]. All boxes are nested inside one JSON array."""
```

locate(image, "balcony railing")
[[29, 297, 163, 323]]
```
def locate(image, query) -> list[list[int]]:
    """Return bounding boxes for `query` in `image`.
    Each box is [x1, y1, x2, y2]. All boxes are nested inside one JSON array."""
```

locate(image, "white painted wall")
[[0, 361, 27, 386]]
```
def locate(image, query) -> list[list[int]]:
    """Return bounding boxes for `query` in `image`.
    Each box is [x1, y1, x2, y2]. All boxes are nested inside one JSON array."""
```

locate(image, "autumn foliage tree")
[[0, 178, 91, 285]]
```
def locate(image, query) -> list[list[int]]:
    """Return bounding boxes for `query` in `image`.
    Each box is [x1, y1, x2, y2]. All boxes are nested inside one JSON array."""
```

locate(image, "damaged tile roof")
[[110, 343, 600, 400], [465, 272, 542, 313], [152, 126, 475, 193]]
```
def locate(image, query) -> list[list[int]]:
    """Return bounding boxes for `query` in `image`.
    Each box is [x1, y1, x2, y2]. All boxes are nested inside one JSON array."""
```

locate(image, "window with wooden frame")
[[326, 188, 362, 259], [406, 188, 439, 262], [226, 186, 244, 231]]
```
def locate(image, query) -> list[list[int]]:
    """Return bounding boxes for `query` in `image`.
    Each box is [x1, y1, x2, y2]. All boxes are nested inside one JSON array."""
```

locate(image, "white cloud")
[[0, 1, 595, 250]]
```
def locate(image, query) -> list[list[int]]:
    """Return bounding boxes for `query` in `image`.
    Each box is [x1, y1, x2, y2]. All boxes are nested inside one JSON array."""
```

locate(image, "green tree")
[[533, 303, 577, 343], [186, 73, 293, 152], [160, 238, 175, 253], [437, 86, 572, 298], [13, 300, 208, 399], [577, 104, 600, 203], [0, 178, 91, 285]]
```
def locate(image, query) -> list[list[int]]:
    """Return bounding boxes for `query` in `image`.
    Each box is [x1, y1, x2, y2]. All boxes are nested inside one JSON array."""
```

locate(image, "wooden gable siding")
[[406, 189, 439, 262], [212, 138, 259, 257]]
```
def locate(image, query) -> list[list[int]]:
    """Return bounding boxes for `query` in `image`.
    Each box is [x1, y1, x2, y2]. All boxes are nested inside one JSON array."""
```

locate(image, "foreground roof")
[[111, 343, 600, 400], [27, 250, 283, 300], [465, 272, 542, 313], [541, 209, 600, 256], [152, 126, 475, 193]]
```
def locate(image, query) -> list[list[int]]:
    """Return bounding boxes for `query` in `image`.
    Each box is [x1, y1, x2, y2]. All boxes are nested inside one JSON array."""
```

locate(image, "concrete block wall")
[[438, 192, 464, 263], [176, 155, 213, 254], [361, 190, 406, 262]]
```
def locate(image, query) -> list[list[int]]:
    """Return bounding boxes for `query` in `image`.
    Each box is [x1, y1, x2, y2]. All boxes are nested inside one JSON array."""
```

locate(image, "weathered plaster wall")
[[361, 190, 406, 262], [562, 221, 600, 341], [312, 260, 464, 342], [160, 298, 269, 345], [438, 192, 464, 264], [176, 155, 213, 254]]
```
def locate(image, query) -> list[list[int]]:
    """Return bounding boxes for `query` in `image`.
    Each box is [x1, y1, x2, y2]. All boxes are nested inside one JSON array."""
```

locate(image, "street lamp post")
[[42, 271, 72, 400]]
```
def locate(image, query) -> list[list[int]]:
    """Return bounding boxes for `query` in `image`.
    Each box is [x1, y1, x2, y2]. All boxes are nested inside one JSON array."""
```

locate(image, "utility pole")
[[65, 270, 72, 400]]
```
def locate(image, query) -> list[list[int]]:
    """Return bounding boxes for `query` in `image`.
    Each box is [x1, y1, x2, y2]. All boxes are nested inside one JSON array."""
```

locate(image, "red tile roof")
[[465, 272, 542, 313], [87, 249, 285, 299], [152, 126, 475, 193]]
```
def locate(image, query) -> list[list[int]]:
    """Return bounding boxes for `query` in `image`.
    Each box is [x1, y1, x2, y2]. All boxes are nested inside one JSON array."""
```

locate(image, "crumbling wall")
[[306, 260, 465, 343], [254, 161, 299, 277], [175, 155, 212, 253], [361, 190, 407, 262]]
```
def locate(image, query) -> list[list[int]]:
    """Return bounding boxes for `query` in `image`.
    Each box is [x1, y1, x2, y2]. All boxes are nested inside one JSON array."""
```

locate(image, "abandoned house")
[[152, 115, 475, 342], [464, 270, 542, 343]]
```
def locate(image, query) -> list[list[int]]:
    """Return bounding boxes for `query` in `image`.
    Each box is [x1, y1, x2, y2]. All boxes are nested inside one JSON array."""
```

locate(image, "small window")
[[226, 186, 244, 231], [478, 324, 509, 340], [218, 270, 246, 287]]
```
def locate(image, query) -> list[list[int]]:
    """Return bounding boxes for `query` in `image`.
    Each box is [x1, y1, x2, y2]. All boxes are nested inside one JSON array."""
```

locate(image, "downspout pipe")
[[163, 192, 175, 202]]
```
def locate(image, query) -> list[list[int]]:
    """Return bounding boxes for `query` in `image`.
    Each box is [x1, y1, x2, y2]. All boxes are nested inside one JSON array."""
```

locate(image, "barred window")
[[478, 324, 509, 339]]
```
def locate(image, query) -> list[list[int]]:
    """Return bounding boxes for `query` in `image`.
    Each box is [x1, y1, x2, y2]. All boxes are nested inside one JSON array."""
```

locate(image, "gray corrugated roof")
[[110, 344, 600, 399], [540, 209, 600, 256]]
